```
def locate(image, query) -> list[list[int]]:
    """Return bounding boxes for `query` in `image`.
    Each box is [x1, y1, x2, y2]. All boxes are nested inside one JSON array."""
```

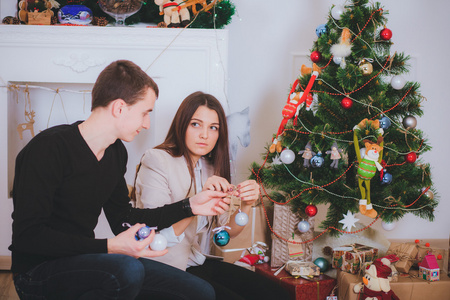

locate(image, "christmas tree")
[[251, 0, 438, 237]]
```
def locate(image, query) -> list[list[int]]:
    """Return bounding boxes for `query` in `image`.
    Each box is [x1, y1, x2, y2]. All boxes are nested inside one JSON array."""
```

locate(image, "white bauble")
[[333, 56, 343, 65], [280, 149, 295, 164], [391, 75, 406, 90], [381, 221, 396, 231], [235, 211, 249, 226], [331, 5, 345, 20], [150, 234, 168, 251]]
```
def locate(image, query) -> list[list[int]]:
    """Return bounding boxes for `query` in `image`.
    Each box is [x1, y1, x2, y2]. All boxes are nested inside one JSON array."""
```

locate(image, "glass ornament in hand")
[[235, 209, 249, 226], [213, 228, 230, 246], [150, 233, 168, 251], [98, 0, 142, 26]]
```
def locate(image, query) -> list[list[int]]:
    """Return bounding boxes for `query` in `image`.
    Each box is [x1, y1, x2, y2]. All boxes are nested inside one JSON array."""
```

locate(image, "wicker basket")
[[270, 203, 314, 268]]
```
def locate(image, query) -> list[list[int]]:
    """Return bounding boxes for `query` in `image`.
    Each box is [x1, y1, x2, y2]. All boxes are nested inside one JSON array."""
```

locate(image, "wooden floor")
[[0, 271, 19, 300]]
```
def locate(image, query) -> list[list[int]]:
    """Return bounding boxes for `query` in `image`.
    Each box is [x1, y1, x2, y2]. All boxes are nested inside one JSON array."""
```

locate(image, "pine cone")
[[96, 17, 108, 27], [322, 246, 333, 257], [51, 15, 57, 25], [13, 17, 20, 24], [2, 16, 13, 24]]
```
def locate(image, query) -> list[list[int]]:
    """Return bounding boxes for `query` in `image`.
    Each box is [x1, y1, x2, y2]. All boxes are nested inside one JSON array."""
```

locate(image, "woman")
[[134, 91, 289, 300]]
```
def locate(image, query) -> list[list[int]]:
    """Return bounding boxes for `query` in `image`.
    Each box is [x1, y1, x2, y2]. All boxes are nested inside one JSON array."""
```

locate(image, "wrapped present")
[[27, 10, 52, 25], [271, 203, 314, 268], [337, 269, 450, 300], [332, 244, 378, 274], [416, 244, 449, 275], [386, 242, 418, 273], [285, 261, 321, 277], [255, 263, 336, 300]]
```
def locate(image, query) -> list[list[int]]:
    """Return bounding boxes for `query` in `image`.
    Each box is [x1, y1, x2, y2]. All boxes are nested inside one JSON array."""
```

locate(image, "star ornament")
[[339, 210, 359, 231]]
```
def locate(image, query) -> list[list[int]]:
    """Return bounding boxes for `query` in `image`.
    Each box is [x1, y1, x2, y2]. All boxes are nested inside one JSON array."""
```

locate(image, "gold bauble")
[[359, 62, 373, 75]]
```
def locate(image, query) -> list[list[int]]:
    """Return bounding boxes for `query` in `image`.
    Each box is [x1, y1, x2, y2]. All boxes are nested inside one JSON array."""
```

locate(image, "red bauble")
[[380, 28, 392, 40], [405, 152, 417, 163], [340, 97, 353, 109], [310, 51, 322, 63], [305, 204, 318, 217]]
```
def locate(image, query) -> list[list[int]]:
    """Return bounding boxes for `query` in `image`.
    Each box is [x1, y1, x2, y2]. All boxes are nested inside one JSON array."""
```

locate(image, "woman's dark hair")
[[91, 60, 159, 110], [156, 91, 230, 185]]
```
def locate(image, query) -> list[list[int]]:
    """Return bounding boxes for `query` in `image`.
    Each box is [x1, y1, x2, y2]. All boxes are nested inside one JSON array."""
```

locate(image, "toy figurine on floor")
[[353, 119, 384, 218], [353, 257, 400, 300]]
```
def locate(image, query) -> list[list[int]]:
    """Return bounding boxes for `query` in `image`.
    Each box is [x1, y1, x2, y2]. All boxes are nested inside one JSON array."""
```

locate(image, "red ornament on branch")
[[305, 204, 318, 217], [380, 28, 392, 40], [340, 97, 353, 109], [405, 152, 417, 163], [310, 51, 322, 63]]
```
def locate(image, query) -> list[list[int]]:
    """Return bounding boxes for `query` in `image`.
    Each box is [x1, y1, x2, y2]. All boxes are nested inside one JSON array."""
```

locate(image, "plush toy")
[[330, 27, 352, 68], [298, 141, 316, 168], [353, 119, 384, 218], [155, 0, 190, 27], [353, 257, 400, 300], [326, 142, 343, 169]]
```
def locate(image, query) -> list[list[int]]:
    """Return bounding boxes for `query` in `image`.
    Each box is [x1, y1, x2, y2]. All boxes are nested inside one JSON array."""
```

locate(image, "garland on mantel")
[[17, 0, 235, 28]]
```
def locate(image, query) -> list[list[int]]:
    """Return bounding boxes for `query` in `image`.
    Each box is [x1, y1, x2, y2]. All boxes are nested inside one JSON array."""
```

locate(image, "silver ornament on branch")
[[280, 149, 295, 164], [331, 5, 345, 20], [311, 151, 324, 168], [333, 56, 343, 65], [379, 116, 391, 129], [297, 220, 310, 233], [391, 75, 406, 90], [381, 221, 396, 231], [422, 187, 434, 200], [402, 115, 417, 130]]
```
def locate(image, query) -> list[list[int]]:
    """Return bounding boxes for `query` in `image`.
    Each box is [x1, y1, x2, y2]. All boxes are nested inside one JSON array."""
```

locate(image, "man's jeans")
[[13, 253, 215, 300]]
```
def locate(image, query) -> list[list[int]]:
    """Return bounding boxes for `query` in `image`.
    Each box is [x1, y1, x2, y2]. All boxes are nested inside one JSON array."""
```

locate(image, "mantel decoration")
[[14, 0, 235, 28]]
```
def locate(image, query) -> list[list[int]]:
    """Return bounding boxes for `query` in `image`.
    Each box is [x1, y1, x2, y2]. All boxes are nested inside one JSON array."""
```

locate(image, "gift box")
[[270, 203, 314, 268], [255, 263, 336, 300], [27, 10, 52, 25], [386, 242, 418, 273], [332, 244, 378, 274], [416, 244, 449, 275], [286, 261, 321, 277], [337, 269, 450, 300]]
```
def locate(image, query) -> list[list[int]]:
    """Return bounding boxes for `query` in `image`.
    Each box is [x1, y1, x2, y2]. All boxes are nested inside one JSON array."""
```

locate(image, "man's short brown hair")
[[91, 60, 159, 111]]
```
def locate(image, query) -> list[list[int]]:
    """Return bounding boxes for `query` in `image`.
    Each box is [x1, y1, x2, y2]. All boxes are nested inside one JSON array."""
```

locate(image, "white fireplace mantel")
[[0, 24, 229, 264]]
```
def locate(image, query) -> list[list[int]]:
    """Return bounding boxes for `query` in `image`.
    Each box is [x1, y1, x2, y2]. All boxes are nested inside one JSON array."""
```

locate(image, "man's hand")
[[189, 190, 230, 216], [107, 223, 168, 258]]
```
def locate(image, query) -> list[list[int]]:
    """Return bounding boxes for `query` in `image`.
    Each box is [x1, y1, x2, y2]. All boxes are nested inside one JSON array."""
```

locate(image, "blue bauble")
[[381, 171, 393, 185], [314, 257, 329, 272], [316, 24, 328, 37], [311, 152, 324, 168], [379, 116, 391, 129], [213, 230, 230, 246], [297, 220, 310, 233], [58, 5, 93, 25], [235, 211, 249, 226], [136, 226, 151, 241]]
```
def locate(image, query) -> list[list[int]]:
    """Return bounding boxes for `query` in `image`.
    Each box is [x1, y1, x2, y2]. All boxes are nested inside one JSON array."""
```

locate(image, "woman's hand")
[[203, 175, 233, 193], [236, 180, 260, 207]]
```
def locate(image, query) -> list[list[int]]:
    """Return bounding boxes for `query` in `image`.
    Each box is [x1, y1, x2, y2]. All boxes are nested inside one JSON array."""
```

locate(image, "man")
[[10, 60, 229, 299]]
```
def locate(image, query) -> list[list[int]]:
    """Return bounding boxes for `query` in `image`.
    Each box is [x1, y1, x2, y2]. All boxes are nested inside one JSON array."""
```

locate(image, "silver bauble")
[[402, 115, 417, 130]]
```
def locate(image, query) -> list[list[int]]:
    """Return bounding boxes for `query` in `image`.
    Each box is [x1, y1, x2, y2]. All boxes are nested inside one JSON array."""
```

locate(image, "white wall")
[[1, 0, 449, 243]]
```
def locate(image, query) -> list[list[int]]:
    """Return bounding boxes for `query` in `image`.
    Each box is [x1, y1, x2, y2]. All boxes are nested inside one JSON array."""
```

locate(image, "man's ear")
[[111, 99, 126, 117]]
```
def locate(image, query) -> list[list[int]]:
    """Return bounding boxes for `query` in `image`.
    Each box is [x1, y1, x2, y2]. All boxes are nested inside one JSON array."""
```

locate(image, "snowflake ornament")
[[272, 154, 282, 165], [339, 210, 359, 231]]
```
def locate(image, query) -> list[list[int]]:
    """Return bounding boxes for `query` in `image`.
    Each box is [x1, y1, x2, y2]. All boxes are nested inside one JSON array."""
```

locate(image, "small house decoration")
[[419, 253, 440, 281]]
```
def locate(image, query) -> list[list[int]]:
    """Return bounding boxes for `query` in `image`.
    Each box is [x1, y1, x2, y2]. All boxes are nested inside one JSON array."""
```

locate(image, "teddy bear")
[[353, 257, 400, 300], [155, 0, 190, 28]]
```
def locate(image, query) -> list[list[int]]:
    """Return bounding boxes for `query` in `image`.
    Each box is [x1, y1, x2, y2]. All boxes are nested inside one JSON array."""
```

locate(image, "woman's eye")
[[191, 122, 200, 127], [211, 126, 219, 130]]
